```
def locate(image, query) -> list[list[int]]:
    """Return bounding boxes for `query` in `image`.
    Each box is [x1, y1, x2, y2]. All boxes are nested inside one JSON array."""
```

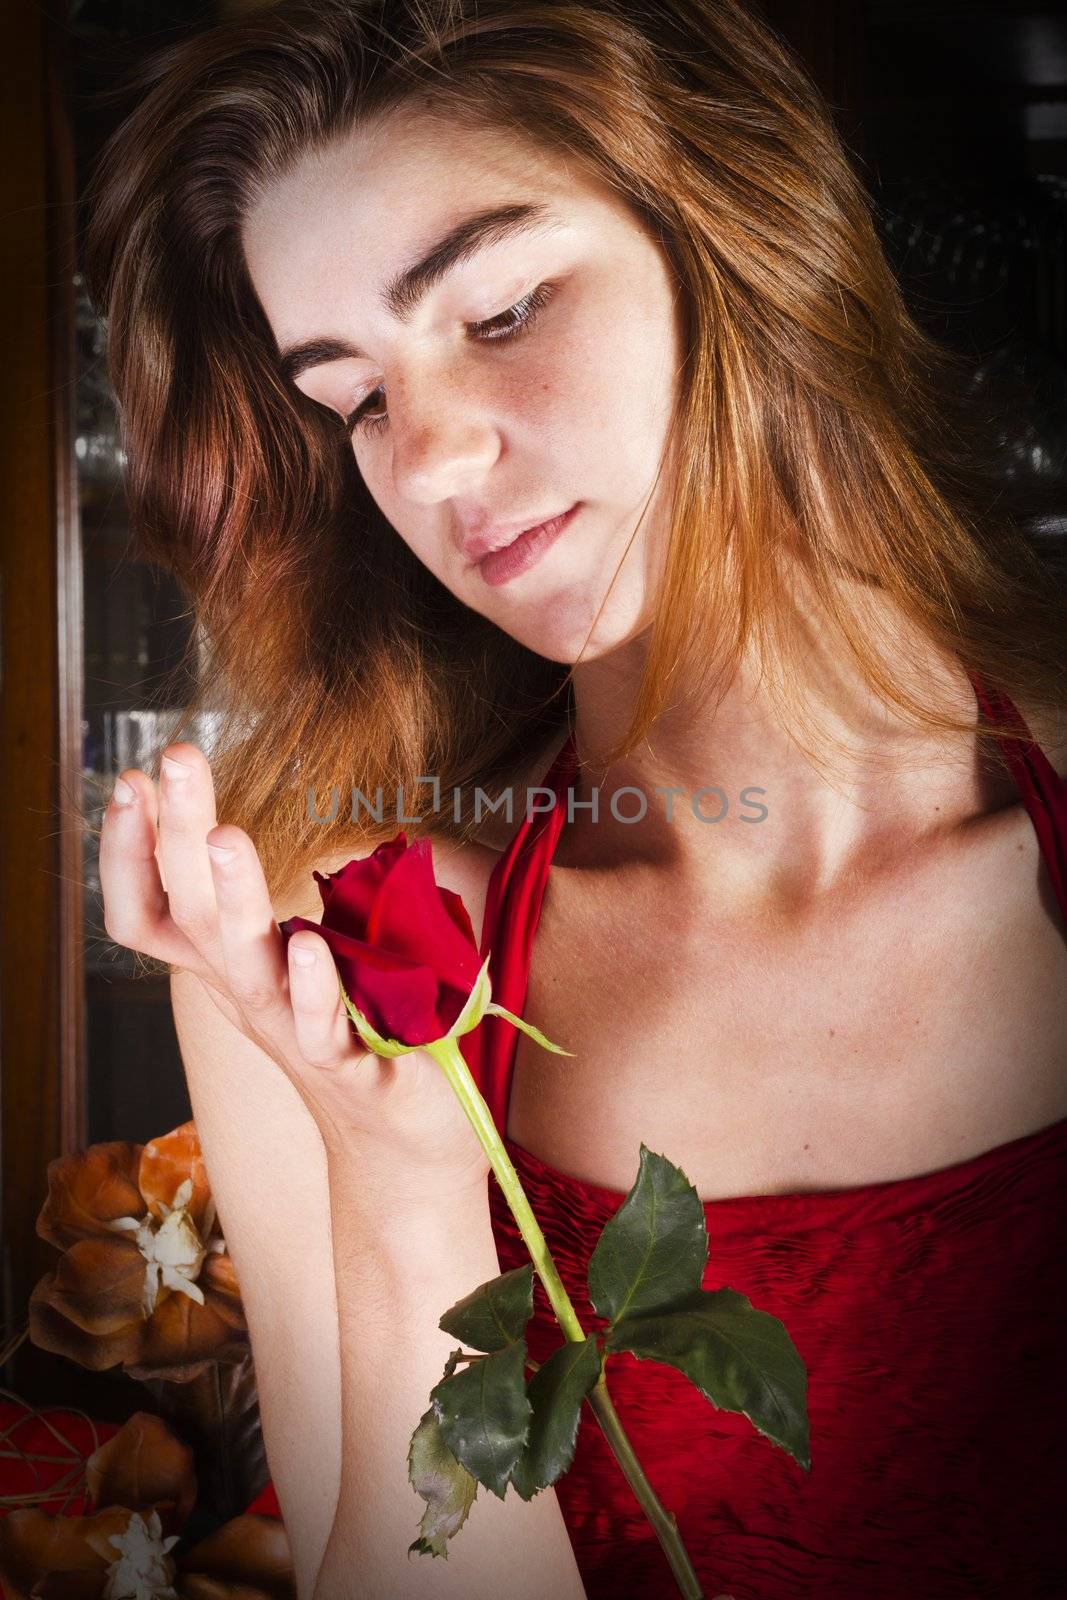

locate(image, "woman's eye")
[[345, 281, 556, 438], [471, 280, 556, 345]]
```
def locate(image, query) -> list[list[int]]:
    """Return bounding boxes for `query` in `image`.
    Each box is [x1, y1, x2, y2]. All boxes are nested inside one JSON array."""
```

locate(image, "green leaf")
[[430, 1340, 532, 1500], [509, 1336, 602, 1501], [587, 1145, 708, 1323], [483, 1002, 576, 1056], [407, 1404, 479, 1558], [605, 1287, 810, 1470], [438, 1264, 534, 1352]]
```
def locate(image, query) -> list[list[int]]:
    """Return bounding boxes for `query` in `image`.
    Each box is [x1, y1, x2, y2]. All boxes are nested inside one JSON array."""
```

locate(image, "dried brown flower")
[[0, 1412, 294, 1600], [29, 1123, 246, 1381]]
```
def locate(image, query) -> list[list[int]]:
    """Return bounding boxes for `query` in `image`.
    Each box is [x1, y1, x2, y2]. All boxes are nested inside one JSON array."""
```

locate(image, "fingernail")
[[111, 777, 136, 807], [162, 755, 191, 782], [207, 842, 237, 866], [290, 945, 317, 968]]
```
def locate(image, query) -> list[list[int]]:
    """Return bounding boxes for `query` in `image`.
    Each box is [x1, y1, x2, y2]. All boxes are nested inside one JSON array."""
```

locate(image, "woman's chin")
[[517, 610, 655, 666], [469, 555, 655, 663]]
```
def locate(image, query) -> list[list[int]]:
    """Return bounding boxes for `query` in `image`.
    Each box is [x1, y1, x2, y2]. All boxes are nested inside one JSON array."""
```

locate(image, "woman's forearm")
[[311, 1150, 588, 1600]]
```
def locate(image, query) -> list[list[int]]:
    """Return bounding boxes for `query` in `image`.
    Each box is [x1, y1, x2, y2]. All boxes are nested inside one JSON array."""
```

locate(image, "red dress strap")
[[968, 668, 1067, 918], [458, 731, 579, 1129]]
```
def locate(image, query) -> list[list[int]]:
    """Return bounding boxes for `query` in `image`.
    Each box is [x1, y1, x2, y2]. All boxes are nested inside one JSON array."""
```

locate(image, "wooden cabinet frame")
[[1, 1, 87, 1397]]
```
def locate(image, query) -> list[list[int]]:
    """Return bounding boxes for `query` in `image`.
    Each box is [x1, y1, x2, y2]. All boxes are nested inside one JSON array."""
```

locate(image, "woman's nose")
[[388, 376, 501, 505]]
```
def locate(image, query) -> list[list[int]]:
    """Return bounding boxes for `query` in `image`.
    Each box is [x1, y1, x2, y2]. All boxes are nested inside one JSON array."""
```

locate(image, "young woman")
[[92, 2, 1067, 1596]]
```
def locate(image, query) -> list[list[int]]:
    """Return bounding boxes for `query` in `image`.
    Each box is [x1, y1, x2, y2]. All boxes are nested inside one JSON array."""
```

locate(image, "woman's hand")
[[99, 742, 491, 1201]]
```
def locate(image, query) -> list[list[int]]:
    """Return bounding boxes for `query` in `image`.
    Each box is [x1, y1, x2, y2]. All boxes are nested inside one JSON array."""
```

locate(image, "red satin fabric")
[[458, 672, 1067, 1599]]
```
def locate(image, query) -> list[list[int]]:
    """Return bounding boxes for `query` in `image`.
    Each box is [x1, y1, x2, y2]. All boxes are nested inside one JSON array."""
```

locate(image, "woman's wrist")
[[324, 1142, 497, 1291], [323, 1131, 489, 1205]]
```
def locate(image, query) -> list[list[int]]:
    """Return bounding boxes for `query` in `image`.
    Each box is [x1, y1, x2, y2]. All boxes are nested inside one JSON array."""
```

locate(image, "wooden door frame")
[[1, 0, 86, 1380]]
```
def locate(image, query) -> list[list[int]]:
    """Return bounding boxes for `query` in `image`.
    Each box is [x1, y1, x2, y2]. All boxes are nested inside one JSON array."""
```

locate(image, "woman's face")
[[242, 105, 683, 664]]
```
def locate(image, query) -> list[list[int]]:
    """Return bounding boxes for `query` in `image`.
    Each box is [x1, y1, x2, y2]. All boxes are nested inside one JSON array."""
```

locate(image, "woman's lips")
[[475, 503, 580, 587]]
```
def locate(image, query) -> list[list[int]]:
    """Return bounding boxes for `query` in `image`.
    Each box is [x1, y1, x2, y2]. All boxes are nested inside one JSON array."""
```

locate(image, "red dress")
[[457, 673, 1067, 1600]]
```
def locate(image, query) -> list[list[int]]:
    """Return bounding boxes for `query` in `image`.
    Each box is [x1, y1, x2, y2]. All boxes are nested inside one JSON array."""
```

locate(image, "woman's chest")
[[501, 811, 1067, 1200]]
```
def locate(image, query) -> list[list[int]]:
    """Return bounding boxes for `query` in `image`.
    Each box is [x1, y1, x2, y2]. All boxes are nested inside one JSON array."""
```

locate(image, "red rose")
[[279, 835, 483, 1047]]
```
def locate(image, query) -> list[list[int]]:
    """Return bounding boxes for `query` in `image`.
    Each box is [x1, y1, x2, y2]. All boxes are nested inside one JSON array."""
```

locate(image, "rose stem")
[[427, 1036, 704, 1600]]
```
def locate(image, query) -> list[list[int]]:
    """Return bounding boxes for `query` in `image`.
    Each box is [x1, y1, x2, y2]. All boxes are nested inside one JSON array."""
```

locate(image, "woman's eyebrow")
[[277, 200, 562, 384]]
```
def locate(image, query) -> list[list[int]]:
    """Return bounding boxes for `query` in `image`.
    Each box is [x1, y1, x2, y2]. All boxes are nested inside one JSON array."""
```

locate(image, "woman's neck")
[[562, 574, 1011, 918]]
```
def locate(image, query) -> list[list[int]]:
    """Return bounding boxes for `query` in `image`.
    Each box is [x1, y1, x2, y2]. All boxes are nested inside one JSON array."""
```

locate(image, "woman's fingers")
[[285, 930, 361, 1069], [207, 826, 369, 1141], [100, 766, 206, 974], [205, 819, 357, 1078], [205, 821, 295, 1040], [286, 929, 378, 1147], [155, 744, 225, 971], [105, 735, 361, 1108]]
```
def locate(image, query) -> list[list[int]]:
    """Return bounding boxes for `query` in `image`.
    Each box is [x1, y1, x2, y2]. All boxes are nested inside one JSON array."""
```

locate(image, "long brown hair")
[[82, 0, 1066, 904]]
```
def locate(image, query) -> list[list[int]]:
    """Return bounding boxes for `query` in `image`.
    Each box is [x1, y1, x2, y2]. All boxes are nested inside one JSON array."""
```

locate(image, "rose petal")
[[280, 921, 419, 978], [362, 839, 481, 993], [310, 835, 409, 927], [436, 884, 478, 949], [434, 973, 488, 1036], [336, 946, 441, 1044], [282, 836, 483, 1045], [277, 918, 418, 987], [285, 922, 441, 1043], [35, 1145, 145, 1252]]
